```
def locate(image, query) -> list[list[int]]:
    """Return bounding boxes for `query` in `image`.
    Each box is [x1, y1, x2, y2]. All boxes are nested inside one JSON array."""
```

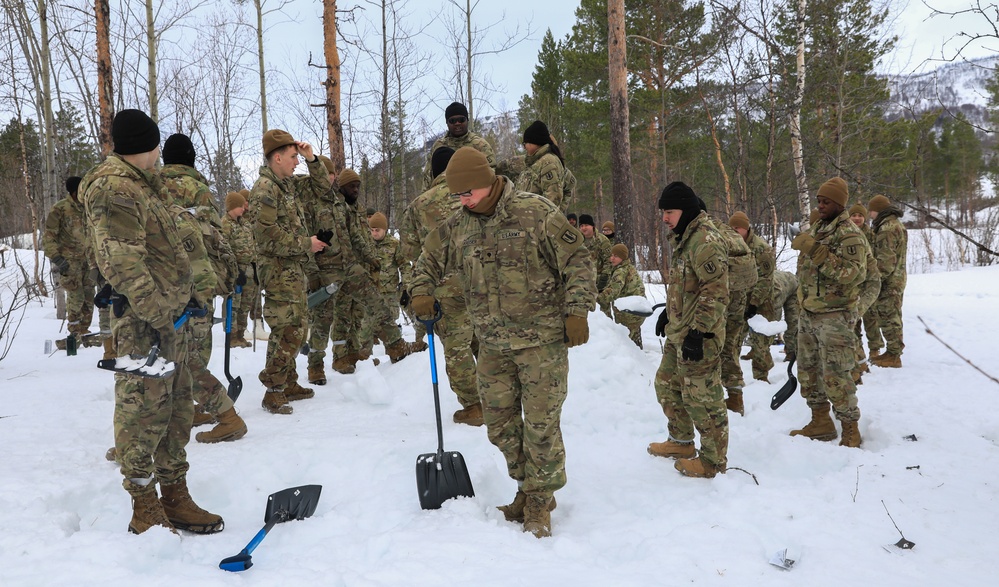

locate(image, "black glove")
[[682, 329, 706, 361], [744, 304, 758, 320], [400, 289, 411, 307], [184, 297, 210, 318], [111, 291, 129, 318], [52, 255, 70, 275], [94, 283, 114, 308], [654, 308, 669, 337], [316, 229, 334, 246], [236, 270, 247, 287]]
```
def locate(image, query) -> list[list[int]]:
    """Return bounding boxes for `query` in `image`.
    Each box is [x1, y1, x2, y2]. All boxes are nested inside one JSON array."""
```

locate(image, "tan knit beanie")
[[602, 221, 615, 232], [338, 168, 361, 187], [849, 202, 868, 217], [368, 212, 388, 230], [318, 155, 336, 174], [224, 191, 246, 212], [868, 194, 890, 214], [817, 177, 849, 208], [446, 146, 496, 194], [729, 211, 750, 231], [263, 129, 296, 157], [239, 188, 250, 198], [610, 243, 628, 260]]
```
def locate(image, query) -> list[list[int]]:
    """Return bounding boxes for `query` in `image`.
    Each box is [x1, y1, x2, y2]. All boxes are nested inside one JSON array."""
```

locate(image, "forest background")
[[2, 0, 999, 282]]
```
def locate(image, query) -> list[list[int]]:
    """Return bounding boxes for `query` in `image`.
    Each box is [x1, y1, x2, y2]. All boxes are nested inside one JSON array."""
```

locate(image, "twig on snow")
[[918, 316, 999, 387]]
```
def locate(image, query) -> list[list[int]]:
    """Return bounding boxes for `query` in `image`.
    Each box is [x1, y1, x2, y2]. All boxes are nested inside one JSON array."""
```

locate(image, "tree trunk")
[[96, 0, 113, 156], [465, 0, 473, 123], [255, 0, 268, 136], [145, 0, 158, 122], [380, 0, 392, 218], [790, 0, 810, 228], [323, 0, 345, 169], [36, 0, 57, 216], [607, 0, 636, 252]]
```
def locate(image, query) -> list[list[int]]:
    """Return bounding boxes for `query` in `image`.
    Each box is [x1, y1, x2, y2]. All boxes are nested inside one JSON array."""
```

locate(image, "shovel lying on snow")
[[219, 484, 323, 572], [770, 357, 798, 410], [415, 303, 474, 510]]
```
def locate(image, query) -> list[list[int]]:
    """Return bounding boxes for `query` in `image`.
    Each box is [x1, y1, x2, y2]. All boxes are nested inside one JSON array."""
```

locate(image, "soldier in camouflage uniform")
[[867, 195, 908, 368], [713, 214, 757, 416], [45, 177, 108, 354], [789, 177, 867, 448], [160, 133, 247, 444], [597, 243, 646, 348], [250, 129, 331, 414], [648, 182, 730, 479], [761, 270, 800, 363], [729, 212, 775, 391], [80, 109, 222, 535], [578, 214, 613, 291], [398, 147, 483, 426], [514, 120, 570, 213], [322, 168, 412, 374], [222, 191, 258, 348], [410, 147, 595, 538], [849, 203, 881, 364], [420, 102, 496, 190]]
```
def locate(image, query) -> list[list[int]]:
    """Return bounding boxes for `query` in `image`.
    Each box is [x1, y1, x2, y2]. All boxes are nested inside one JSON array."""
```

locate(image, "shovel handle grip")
[[416, 301, 443, 329]]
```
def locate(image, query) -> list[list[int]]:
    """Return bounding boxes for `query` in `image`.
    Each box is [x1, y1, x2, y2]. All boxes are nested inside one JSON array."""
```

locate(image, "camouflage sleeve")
[[876, 226, 901, 280], [690, 237, 729, 335], [749, 241, 775, 307], [252, 181, 311, 258], [398, 204, 422, 263], [42, 205, 62, 260], [597, 237, 613, 287], [347, 210, 378, 267], [294, 157, 333, 200], [410, 223, 450, 298], [473, 135, 497, 169], [597, 266, 625, 309], [535, 156, 564, 209], [819, 232, 867, 287], [541, 211, 595, 317], [858, 245, 881, 315]]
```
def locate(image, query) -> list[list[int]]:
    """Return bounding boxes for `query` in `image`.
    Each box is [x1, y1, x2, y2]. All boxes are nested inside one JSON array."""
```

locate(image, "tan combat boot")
[[195, 408, 247, 443], [308, 364, 327, 386], [160, 480, 224, 534], [192, 409, 216, 427], [868, 349, 884, 362], [789, 404, 838, 441], [261, 389, 293, 414], [284, 381, 315, 401], [332, 354, 359, 375], [675, 456, 725, 478], [102, 337, 115, 361], [872, 353, 902, 368], [839, 420, 862, 448], [647, 439, 697, 459], [498, 490, 557, 523], [385, 339, 412, 364], [453, 404, 484, 427], [522, 494, 554, 538], [128, 485, 177, 535], [725, 388, 745, 416]]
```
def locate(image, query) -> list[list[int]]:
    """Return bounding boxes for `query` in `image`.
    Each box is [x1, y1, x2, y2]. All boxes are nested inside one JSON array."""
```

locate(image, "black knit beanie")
[[658, 181, 699, 211], [431, 147, 455, 179], [162, 133, 196, 166], [445, 102, 468, 120], [578, 214, 595, 227], [65, 176, 82, 195], [523, 120, 551, 146], [111, 109, 160, 155]]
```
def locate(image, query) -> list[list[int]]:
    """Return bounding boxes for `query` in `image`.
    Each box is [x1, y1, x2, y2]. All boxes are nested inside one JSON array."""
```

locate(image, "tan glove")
[[411, 295, 436, 319], [791, 233, 829, 264], [564, 314, 589, 348]]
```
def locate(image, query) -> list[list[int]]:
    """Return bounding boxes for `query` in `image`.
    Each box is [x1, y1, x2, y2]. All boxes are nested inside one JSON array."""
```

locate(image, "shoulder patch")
[[544, 171, 554, 181], [110, 194, 136, 209], [560, 229, 578, 245], [260, 195, 277, 209], [704, 261, 717, 274]]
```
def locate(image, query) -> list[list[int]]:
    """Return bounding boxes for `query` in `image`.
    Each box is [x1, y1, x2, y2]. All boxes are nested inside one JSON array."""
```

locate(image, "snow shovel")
[[223, 288, 243, 402], [415, 303, 474, 510], [219, 484, 322, 572], [95, 312, 192, 379], [770, 357, 798, 410]]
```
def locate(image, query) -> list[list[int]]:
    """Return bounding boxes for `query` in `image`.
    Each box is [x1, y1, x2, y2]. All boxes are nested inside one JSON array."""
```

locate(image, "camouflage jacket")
[[585, 231, 613, 291], [170, 205, 217, 302], [398, 173, 463, 298], [714, 219, 758, 293], [515, 144, 567, 212], [373, 234, 404, 296], [79, 154, 193, 328], [872, 208, 907, 291], [665, 212, 729, 342], [421, 130, 496, 190], [44, 195, 92, 264], [858, 237, 881, 316], [250, 159, 328, 263], [745, 229, 775, 308], [772, 270, 798, 308], [345, 198, 378, 269], [796, 210, 868, 314], [221, 213, 255, 267], [302, 185, 350, 282], [160, 165, 237, 296], [411, 177, 596, 350], [597, 259, 645, 312]]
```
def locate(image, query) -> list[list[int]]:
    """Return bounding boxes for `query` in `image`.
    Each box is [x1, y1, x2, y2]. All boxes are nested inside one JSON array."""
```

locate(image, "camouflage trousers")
[[361, 291, 402, 354], [797, 309, 860, 423], [721, 288, 750, 390], [873, 286, 904, 356], [189, 311, 233, 416], [59, 259, 97, 336], [612, 309, 645, 349], [478, 340, 568, 496], [111, 313, 193, 495], [433, 296, 479, 408], [307, 288, 341, 368], [747, 301, 778, 380], [860, 306, 882, 356], [260, 297, 307, 391], [654, 337, 729, 469], [233, 263, 261, 337], [330, 266, 402, 360]]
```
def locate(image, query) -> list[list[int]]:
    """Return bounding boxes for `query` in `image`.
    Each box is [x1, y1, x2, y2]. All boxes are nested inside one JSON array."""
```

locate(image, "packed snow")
[[1, 244, 998, 586]]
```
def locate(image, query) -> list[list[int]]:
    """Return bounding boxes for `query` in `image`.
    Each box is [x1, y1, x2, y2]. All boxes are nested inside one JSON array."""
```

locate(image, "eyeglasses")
[[447, 116, 467, 124], [450, 190, 472, 199]]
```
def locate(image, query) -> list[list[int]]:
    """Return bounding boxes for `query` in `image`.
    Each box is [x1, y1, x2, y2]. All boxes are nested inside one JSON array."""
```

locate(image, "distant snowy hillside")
[[886, 55, 999, 126]]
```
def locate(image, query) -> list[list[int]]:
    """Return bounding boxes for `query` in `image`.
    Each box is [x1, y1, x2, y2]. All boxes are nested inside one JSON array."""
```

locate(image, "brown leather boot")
[[675, 456, 725, 478], [872, 353, 902, 368], [128, 485, 177, 535], [160, 480, 224, 534], [647, 440, 696, 459], [192, 409, 216, 427], [522, 494, 554, 538], [195, 408, 247, 443], [868, 349, 884, 362], [790, 404, 837, 441], [102, 336, 115, 361], [725, 389, 744, 416], [839, 420, 862, 448], [498, 490, 557, 523], [453, 404, 484, 427], [284, 381, 315, 401], [385, 339, 412, 364], [261, 389, 293, 414], [332, 354, 359, 374], [308, 364, 327, 386]]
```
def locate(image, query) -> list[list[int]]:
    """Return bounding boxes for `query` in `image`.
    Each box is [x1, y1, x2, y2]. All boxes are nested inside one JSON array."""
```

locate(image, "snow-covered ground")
[[1, 246, 998, 586]]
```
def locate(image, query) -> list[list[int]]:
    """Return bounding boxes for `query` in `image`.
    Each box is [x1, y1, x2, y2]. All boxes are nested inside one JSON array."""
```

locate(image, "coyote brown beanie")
[[318, 155, 336, 175], [263, 129, 296, 157], [338, 168, 361, 187], [729, 211, 750, 231], [368, 212, 388, 230], [225, 191, 246, 212], [445, 147, 495, 194], [849, 203, 868, 217], [817, 177, 849, 208], [112, 109, 160, 155], [611, 243, 628, 260], [602, 221, 615, 232], [868, 195, 891, 214]]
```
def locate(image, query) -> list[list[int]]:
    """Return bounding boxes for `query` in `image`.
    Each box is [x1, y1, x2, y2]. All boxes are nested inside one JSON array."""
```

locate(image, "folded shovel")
[[770, 357, 798, 410], [219, 484, 322, 572]]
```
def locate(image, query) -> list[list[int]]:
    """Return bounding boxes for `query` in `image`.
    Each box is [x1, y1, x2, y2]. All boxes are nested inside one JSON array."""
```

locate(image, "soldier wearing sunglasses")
[[420, 101, 496, 190]]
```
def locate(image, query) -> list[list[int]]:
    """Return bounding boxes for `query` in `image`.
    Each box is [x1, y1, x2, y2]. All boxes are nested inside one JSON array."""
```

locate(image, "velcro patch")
[[704, 261, 717, 274], [544, 172, 554, 181], [110, 195, 136, 209], [560, 230, 578, 245], [846, 245, 857, 257], [498, 230, 526, 240], [260, 196, 277, 209]]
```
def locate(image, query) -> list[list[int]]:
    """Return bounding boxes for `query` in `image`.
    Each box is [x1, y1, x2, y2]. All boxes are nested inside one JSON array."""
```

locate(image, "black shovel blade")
[[265, 484, 323, 523], [416, 450, 474, 510], [771, 359, 798, 410], [227, 377, 243, 402]]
